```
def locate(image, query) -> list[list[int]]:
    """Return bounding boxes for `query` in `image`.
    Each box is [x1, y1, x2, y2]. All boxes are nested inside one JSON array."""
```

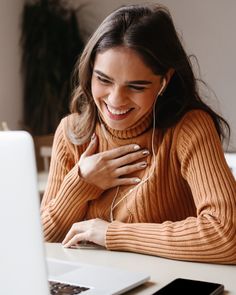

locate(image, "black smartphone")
[[152, 278, 224, 295]]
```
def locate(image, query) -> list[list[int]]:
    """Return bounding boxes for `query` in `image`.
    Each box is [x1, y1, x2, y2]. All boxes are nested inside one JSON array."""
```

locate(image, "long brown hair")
[[68, 4, 230, 144]]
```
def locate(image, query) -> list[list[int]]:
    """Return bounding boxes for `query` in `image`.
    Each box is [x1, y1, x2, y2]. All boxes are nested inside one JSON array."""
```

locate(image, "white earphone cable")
[[97, 79, 166, 222]]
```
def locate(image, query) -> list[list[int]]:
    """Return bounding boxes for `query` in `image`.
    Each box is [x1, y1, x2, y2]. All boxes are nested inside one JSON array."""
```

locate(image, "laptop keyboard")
[[49, 281, 90, 294]]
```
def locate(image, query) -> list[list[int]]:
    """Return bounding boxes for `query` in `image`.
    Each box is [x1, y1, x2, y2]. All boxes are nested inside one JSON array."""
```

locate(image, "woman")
[[41, 4, 236, 264]]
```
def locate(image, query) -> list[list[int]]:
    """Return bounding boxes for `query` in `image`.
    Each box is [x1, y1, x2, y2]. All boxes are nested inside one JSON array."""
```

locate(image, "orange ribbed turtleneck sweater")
[[40, 110, 236, 264]]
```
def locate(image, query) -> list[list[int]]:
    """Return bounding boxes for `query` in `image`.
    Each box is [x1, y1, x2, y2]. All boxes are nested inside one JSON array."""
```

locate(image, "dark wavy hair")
[[68, 4, 230, 144]]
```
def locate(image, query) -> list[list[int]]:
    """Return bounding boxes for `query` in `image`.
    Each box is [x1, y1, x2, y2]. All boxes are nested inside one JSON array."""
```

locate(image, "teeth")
[[107, 105, 131, 115]]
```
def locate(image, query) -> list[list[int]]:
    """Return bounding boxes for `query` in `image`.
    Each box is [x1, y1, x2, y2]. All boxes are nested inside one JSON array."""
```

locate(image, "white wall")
[[0, 0, 24, 130], [158, 0, 236, 150], [1, 0, 236, 150]]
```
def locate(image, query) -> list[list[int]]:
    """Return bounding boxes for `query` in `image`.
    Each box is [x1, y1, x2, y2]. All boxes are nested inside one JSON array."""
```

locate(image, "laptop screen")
[[0, 131, 150, 295]]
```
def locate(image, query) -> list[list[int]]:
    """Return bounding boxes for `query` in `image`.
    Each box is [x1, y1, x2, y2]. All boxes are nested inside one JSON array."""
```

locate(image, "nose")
[[107, 86, 128, 107]]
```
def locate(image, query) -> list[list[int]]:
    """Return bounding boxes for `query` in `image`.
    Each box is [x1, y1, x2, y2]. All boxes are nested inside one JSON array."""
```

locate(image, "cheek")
[[135, 93, 157, 111], [91, 79, 106, 101]]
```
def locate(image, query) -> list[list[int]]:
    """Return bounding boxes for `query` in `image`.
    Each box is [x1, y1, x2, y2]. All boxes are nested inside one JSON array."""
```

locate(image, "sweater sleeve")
[[40, 118, 103, 242], [106, 111, 236, 264]]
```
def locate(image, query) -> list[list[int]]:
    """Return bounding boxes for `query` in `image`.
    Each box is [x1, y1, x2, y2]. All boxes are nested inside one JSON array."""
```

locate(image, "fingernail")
[[133, 144, 140, 150], [142, 150, 149, 155], [140, 162, 147, 168], [133, 178, 141, 183]]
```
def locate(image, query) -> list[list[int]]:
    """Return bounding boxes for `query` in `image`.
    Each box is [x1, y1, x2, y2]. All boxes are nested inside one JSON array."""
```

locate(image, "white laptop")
[[224, 152, 236, 179], [0, 131, 150, 295]]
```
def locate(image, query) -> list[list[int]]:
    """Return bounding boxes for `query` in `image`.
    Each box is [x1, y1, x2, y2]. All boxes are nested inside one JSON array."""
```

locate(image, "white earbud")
[[157, 78, 167, 96], [109, 78, 167, 221]]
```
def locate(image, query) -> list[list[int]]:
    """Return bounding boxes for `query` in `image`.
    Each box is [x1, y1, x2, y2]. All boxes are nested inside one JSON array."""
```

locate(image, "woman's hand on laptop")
[[62, 218, 108, 248]]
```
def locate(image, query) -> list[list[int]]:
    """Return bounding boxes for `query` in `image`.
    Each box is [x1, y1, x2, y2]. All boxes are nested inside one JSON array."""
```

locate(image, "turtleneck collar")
[[99, 111, 153, 139]]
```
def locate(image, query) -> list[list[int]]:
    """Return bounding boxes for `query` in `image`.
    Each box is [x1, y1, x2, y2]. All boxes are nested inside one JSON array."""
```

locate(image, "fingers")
[[62, 224, 79, 246], [116, 177, 141, 186], [63, 233, 88, 248], [102, 144, 141, 159], [116, 161, 148, 176], [82, 133, 98, 158], [108, 160, 148, 187], [62, 222, 89, 247], [78, 137, 150, 190], [112, 149, 149, 167], [62, 219, 108, 248]]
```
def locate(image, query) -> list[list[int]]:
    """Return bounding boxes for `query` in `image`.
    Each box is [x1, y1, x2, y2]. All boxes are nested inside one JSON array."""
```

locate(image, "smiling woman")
[[40, 4, 236, 264], [91, 47, 171, 131]]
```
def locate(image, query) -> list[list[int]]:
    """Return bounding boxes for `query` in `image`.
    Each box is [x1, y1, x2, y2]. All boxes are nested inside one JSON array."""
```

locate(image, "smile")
[[105, 103, 134, 120], [106, 104, 131, 115]]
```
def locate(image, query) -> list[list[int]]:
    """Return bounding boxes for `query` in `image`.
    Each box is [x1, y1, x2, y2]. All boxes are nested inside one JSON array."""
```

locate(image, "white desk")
[[45, 243, 236, 294]]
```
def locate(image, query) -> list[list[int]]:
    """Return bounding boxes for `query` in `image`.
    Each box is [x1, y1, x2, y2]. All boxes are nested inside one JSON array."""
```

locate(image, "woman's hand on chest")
[[78, 134, 149, 190]]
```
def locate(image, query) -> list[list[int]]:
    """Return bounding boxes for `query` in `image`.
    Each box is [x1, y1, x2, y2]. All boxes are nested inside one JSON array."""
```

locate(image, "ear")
[[162, 68, 175, 88]]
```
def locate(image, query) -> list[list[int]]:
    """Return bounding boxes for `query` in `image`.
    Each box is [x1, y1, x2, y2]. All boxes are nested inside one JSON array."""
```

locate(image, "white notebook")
[[0, 130, 150, 295]]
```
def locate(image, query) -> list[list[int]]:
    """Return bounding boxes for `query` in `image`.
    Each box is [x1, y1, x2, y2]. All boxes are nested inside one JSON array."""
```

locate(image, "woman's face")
[[91, 46, 163, 130]]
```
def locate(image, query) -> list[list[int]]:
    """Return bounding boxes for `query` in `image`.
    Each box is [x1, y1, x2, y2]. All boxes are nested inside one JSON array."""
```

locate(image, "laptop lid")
[[0, 131, 150, 295], [0, 131, 49, 295]]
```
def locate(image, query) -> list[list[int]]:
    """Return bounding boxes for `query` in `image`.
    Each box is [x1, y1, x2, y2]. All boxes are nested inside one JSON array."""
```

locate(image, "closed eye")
[[96, 75, 112, 84], [128, 85, 147, 91]]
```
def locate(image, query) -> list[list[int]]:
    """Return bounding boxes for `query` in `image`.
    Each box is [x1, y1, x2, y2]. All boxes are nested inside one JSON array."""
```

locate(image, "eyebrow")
[[94, 70, 153, 85]]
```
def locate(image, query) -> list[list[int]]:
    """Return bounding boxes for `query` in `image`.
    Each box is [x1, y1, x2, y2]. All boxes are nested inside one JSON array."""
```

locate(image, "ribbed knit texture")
[[40, 110, 236, 264]]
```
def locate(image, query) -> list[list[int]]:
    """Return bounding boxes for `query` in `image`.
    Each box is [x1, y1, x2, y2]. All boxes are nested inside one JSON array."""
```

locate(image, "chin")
[[106, 120, 129, 130]]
